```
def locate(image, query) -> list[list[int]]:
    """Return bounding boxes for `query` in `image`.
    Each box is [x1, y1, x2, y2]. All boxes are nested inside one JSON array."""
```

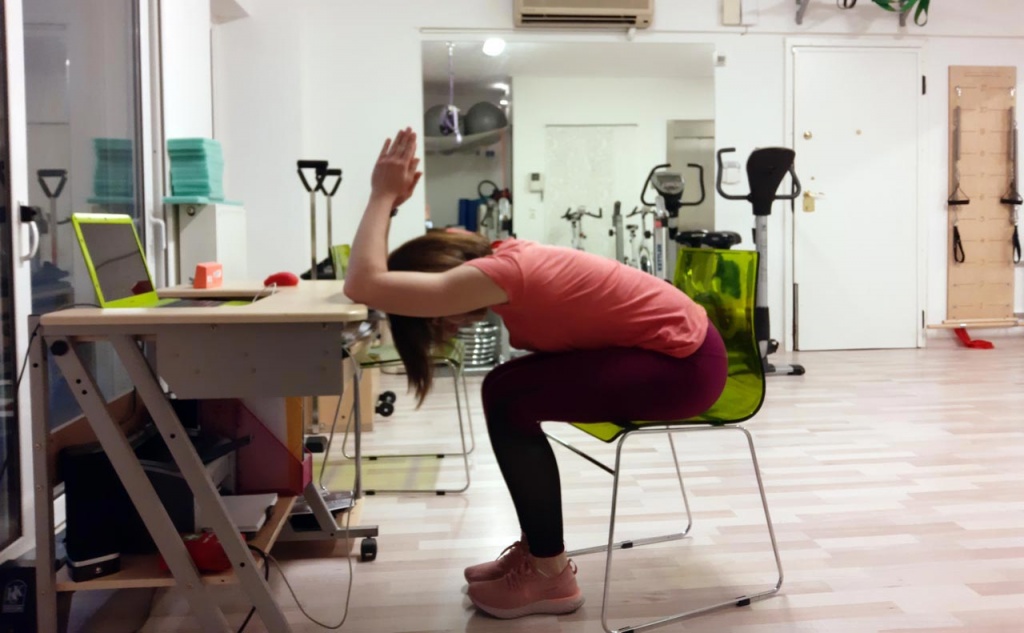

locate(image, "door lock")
[[802, 190, 824, 212]]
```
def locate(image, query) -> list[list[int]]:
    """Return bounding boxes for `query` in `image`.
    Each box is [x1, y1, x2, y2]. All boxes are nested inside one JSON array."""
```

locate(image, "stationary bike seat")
[[675, 230, 741, 250]]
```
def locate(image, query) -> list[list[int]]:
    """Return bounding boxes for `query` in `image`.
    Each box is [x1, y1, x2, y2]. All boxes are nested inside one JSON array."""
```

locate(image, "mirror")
[[421, 40, 715, 264], [24, 0, 145, 426]]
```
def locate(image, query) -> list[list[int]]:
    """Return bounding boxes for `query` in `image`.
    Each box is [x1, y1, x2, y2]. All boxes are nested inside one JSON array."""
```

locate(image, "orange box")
[[194, 262, 223, 289]]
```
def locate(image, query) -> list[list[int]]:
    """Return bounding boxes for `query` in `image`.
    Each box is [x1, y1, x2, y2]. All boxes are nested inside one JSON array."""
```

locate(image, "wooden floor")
[[128, 340, 1024, 632]]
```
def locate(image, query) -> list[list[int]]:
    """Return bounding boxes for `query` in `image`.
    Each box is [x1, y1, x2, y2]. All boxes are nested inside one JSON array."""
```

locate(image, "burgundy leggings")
[[481, 325, 728, 558]]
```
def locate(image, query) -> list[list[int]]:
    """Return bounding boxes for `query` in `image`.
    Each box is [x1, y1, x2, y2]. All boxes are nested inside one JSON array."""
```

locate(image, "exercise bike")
[[624, 206, 655, 272], [562, 205, 603, 251], [640, 163, 706, 280], [609, 202, 626, 264], [716, 147, 805, 377]]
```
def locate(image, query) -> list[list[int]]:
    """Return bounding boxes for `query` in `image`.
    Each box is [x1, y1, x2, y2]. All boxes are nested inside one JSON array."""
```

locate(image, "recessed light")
[[482, 38, 506, 57]]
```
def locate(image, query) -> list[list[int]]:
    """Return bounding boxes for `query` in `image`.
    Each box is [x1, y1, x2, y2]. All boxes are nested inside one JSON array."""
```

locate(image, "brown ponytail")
[[386, 230, 492, 405]]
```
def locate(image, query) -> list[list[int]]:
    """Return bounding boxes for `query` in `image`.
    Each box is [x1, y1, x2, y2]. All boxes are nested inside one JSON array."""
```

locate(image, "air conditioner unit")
[[514, 0, 654, 29]]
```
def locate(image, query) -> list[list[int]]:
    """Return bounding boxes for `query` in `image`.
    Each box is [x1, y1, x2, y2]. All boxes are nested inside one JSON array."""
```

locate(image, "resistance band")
[[949, 86, 970, 263], [1000, 94, 1022, 264]]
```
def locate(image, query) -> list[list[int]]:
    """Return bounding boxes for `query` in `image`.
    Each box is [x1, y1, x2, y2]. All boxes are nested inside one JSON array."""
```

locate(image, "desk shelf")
[[55, 495, 296, 592]]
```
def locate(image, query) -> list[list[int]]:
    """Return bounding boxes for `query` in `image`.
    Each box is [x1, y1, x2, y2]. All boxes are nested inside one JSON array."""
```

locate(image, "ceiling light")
[[499, 98, 509, 106], [492, 82, 510, 93], [482, 38, 506, 57]]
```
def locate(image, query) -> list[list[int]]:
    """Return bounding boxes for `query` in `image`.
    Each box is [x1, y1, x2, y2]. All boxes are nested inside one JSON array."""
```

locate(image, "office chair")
[[544, 247, 782, 633], [331, 244, 477, 494]]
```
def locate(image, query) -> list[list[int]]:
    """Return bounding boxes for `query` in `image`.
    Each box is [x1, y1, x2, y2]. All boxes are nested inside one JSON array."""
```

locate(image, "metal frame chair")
[[327, 243, 476, 494], [545, 248, 782, 633], [337, 341, 476, 494]]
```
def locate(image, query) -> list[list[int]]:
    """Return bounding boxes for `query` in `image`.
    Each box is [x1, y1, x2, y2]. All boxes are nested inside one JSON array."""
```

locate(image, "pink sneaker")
[[464, 541, 528, 583], [467, 558, 584, 619]]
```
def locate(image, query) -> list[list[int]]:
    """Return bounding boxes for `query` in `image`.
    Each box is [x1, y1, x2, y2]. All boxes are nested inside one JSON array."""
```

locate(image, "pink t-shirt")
[[463, 239, 708, 358]]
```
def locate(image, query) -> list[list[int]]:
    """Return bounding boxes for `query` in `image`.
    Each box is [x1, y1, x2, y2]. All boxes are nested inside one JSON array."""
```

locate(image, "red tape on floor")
[[953, 327, 994, 349]]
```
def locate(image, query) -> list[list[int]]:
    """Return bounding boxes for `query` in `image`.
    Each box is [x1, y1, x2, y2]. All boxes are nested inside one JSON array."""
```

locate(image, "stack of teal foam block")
[[167, 138, 225, 201], [92, 138, 134, 202]]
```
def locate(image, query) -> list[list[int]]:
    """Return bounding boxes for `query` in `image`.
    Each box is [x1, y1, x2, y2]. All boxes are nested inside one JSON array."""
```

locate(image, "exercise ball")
[[424, 104, 465, 137], [464, 101, 507, 135]]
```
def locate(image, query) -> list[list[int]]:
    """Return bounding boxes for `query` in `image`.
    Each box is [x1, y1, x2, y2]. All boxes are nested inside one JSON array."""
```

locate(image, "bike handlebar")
[[715, 148, 747, 201], [640, 163, 671, 207], [779, 165, 802, 200], [627, 205, 654, 218], [563, 206, 603, 220], [716, 147, 803, 201], [681, 163, 706, 207]]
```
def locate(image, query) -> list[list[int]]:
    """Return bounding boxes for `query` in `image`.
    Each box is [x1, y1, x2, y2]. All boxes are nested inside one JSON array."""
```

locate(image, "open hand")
[[372, 127, 423, 209]]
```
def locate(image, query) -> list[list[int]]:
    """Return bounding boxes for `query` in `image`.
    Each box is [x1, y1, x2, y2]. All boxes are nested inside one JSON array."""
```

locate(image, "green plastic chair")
[[545, 248, 782, 633], [332, 244, 476, 494]]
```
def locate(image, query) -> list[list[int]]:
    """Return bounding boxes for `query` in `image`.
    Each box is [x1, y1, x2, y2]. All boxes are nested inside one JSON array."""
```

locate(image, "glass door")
[[23, 0, 147, 427], [0, 0, 151, 561], [1, 0, 32, 558]]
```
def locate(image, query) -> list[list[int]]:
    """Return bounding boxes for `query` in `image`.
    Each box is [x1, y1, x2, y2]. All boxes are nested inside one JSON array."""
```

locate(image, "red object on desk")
[[194, 262, 224, 289], [264, 271, 299, 287]]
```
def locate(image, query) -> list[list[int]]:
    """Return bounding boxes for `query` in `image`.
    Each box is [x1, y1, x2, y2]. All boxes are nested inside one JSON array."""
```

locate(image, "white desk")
[[31, 280, 377, 632]]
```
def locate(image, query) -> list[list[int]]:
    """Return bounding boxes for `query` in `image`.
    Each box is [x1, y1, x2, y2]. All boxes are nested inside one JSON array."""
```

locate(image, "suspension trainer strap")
[[953, 225, 965, 263], [1013, 224, 1021, 264]]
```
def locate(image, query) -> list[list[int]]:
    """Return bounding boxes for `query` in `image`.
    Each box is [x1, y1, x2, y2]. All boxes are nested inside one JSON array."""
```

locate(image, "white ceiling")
[[422, 41, 715, 92]]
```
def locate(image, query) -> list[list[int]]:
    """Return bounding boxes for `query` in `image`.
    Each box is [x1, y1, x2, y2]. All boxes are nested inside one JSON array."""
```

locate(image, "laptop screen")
[[78, 222, 154, 302]]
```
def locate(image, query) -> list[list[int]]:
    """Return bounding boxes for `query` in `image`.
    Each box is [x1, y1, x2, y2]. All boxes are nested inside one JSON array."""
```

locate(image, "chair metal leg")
[[336, 358, 472, 494], [460, 366, 477, 454], [573, 425, 782, 633], [667, 433, 694, 537], [562, 430, 692, 558]]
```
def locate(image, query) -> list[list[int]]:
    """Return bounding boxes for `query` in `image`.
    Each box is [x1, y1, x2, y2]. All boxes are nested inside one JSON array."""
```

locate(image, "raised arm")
[[344, 128, 506, 317]]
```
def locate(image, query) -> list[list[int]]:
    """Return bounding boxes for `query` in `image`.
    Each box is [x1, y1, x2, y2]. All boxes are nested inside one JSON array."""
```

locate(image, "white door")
[[544, 125, 637, 259], [793, 47, 920, 350]]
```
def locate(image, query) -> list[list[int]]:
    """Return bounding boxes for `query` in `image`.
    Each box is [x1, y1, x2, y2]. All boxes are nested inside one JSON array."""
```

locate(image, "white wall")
[[212, 2, 305, 276], [161, 0, 213, 140], [203, 0, 1024, 341]]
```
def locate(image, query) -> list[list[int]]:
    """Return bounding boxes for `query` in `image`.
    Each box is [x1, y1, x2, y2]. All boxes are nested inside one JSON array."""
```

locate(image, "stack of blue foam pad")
[[167, 138, 225, 200], [92, 138, 134, 201]]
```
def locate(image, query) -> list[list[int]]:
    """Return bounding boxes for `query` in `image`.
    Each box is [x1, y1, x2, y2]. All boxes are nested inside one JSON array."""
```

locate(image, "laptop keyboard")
[[164, 299, 225, 308]]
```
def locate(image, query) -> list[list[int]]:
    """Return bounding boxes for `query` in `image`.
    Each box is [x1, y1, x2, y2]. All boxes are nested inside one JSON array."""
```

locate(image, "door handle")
[[19, 204, 40, 261], [802, 191, 825, 212]]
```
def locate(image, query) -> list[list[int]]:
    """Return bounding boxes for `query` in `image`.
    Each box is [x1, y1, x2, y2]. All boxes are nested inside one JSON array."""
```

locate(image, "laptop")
[[329, 244, 350, 280], [71, 212, 242, 308]]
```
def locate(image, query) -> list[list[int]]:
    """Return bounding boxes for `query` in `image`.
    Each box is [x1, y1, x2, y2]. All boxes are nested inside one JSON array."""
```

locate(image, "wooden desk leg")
[[30, 321, 60, 633], [48, 336, 233, 633], [110, 336, 293, 633]]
